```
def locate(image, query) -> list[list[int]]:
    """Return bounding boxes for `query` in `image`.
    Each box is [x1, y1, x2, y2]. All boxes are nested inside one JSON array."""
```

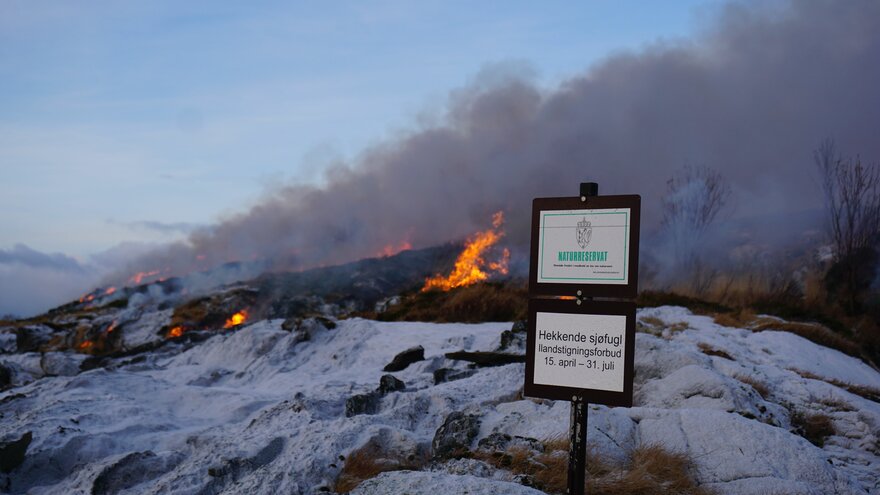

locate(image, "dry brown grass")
[[371, 282, 528, 323], [638, 316, 665, 328], [788, 368, 880, 403], [816, 395, 856, 412], [637, 316, 665, 336], [697, 342, 734, 361], [595, 444, 711, 495], [334, 441, 429, 493], [789, 410, 836, 447], [477, 436, 713, 495], [472, 436, 566, 492], [711, 309, 758, 329], [750, 319, 862, 358], [668, 322, 691, 334], [636, 291, 730, 314], [733, 374, 770, 400], [712, 310, 863, 362]]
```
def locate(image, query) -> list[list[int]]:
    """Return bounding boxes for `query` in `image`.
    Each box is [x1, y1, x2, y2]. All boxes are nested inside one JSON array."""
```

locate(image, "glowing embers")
[[422, 211, 510, 292], [167, 326, 185, 338], [129, 270, 161, 285], [224, 309, 249, 329], [165, 309, 248, 339], [128, 268, 172, 285]]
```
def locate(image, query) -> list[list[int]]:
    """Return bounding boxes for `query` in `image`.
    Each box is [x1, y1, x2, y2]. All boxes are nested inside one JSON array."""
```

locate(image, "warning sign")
[[524, 298, 635, 407], [533, 311, 627, 392]]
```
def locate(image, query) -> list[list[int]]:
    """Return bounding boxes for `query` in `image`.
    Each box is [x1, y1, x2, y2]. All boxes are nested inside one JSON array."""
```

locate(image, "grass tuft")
[[790, 410, 836, 447], [697, 342, 734, 360], [637, 291, 730, 314], [334, 441, 429, 493], [476, 435, 713, 495], [733, 373, 770, 400], [367, 282, 527, 323], [788, 368, 880, 403]]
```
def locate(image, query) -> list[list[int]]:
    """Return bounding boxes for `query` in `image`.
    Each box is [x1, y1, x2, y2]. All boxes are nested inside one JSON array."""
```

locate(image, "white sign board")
[[536, 208, 631, 285], [533, 311, 627, 392], [524, 299, 636, 406]]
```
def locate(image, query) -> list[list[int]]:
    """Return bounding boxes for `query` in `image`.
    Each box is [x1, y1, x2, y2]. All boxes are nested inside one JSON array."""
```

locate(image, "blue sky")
[[1, 0, 722, 260]]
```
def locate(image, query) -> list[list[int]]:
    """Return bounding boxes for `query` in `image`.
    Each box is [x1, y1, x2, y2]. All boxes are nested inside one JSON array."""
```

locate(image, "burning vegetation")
[[224, 310, 249, 328], [378, 241, 412, 258], [162, 308, 248, 340], [129, 269, 164, 285], [421, 211, 510, 292]]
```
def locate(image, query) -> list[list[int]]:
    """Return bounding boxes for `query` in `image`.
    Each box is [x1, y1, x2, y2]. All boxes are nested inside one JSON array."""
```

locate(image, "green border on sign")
[[539, 210, 629, 282]]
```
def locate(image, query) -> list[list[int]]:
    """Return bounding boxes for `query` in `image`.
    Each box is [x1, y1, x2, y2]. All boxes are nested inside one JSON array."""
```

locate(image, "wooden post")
[[568, 395, 588, 495]]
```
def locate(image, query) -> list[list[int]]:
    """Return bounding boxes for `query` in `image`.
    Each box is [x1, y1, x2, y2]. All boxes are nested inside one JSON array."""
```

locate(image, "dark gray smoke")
[[112, 0, 880, 285]]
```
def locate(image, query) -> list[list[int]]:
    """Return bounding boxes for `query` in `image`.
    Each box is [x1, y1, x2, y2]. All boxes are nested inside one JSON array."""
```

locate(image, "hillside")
[[1, 302, 878, 494]]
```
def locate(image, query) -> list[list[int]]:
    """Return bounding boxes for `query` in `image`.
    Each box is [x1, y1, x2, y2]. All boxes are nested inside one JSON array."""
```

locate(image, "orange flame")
[[105, 320, 118, 334], [78, 340, 94, 351], [104, 287, 117, 296], [129, 270, 161, 285], [224, 310, 249, 328], [421, 211, 510, 292], [378, 241, 413, 258], [168, 326, 185, 338]]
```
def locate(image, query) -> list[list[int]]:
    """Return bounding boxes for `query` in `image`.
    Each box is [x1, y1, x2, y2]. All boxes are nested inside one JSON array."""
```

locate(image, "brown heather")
[[477, 436, 714, 495], [334, 443, 429, 494]]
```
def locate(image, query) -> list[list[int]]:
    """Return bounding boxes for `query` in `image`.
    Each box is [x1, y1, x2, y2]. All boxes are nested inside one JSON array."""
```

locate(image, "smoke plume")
[[112, 0, 880, 287]]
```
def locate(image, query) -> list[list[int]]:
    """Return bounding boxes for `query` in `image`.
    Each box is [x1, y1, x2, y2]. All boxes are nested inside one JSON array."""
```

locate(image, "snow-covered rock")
[[0, 308, 877, 494], [350, 471, 546, 494], [0, 331, 17, 353], [39, 352, 86, 377]]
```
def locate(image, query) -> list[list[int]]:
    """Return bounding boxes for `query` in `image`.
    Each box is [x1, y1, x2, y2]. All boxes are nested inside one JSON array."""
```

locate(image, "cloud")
[[0, 243, 87, 273], [0, 242, 158, 318], [0, 263, 98, 318], [107, 219, 201, 236], [0, 244, 98, 317]]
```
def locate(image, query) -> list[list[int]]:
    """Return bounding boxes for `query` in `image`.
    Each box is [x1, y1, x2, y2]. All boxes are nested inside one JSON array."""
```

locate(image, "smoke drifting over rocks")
[[102, 0, 880, 288]]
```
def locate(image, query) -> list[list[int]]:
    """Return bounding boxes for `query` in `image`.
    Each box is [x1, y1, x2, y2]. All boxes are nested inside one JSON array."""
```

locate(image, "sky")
[[0, 0, 722, 260], [29, 0, 880, 318]]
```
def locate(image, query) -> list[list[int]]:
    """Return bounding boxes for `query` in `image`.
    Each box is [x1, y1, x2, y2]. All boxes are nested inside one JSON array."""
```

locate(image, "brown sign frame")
[[524, 298, 636, 407], [528, 194, 641, 299]]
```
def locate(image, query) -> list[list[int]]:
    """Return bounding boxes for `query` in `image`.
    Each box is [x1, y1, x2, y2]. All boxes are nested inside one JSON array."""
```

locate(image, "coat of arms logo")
[[576, 217, 592, 249]]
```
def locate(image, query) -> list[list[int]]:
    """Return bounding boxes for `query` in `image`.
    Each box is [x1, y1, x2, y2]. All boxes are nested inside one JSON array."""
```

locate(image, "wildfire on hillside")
[[421, 211, 510, 292], [167, 326, 185, 338], [378, 240, 413, 258], [128, 269, 169, 285], [224, 310, 249, 328]]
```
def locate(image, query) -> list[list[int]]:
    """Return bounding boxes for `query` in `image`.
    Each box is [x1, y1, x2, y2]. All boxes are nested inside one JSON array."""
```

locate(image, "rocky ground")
[[1, 305, 879, 494]]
